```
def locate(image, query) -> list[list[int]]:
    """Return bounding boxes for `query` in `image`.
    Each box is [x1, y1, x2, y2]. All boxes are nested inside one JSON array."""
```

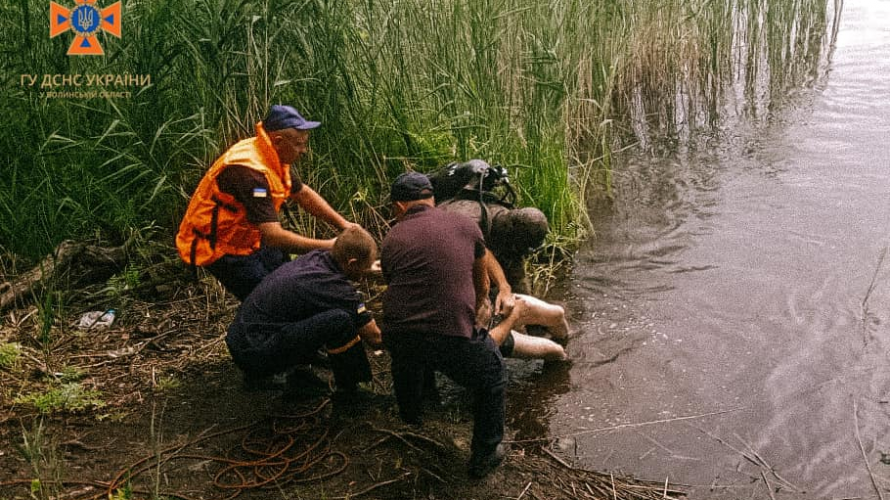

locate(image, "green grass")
[[0, 0, 839, 264], [14, 381, 106, 414], [18, 419, 63, 500], [154, 374, 181, 392], [0, 342, 23, 369]]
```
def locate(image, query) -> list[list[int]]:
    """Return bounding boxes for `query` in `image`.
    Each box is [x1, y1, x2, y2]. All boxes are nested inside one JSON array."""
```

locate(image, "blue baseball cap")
[[263, 105, 321, 131]]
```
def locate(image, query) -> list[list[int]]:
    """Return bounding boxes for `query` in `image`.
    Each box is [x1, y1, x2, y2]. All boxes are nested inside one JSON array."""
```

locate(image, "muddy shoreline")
[[0, 270, 682, 500]]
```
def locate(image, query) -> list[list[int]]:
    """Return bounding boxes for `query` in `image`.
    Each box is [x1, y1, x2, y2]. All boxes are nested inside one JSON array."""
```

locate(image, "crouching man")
[[381, 172, 510, 478], [225, 226, 382, 397]]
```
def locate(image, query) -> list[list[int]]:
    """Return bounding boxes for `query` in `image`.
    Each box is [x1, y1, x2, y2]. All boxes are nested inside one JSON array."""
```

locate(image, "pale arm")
[[291, 185, 352, 230], [258, 221, 336, 253]]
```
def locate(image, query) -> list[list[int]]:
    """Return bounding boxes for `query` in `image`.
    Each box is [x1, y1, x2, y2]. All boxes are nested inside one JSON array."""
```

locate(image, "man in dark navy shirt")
[[226, 226, 382, 395], [381, 172, 514, 478]]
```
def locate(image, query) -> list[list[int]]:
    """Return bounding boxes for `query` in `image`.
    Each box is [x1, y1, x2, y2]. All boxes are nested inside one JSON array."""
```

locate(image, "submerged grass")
[[0, 0, 838, 264]]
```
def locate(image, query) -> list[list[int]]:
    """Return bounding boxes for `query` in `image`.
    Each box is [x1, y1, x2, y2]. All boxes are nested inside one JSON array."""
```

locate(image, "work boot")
[[330, 385, 381, 418], [284, 368, 331, 399], [331, 385, 377, 404], [468, 443, 507, 479]]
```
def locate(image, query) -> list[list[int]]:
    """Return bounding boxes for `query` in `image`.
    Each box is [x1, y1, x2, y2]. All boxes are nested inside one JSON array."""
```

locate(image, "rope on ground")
[[0, 399, 351, 500]]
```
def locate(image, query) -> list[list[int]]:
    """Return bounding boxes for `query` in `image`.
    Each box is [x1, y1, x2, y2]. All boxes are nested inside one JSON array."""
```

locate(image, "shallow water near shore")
[[512, 2, 890, 498]]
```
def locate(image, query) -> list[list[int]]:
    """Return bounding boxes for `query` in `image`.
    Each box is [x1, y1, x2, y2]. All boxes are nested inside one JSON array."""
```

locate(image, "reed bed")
[[0, 0, 839, 263]]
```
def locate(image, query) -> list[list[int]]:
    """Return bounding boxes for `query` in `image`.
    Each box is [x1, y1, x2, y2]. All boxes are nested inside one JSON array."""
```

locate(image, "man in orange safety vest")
[[176, 105, 359, 300]]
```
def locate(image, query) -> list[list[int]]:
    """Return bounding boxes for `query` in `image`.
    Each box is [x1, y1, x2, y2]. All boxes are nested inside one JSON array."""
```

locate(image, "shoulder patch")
[[357, 303, 367, 314], [252, 188, 268, 198]]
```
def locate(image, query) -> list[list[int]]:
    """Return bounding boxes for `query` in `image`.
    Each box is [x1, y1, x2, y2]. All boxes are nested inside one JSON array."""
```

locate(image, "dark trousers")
[[384, 329, 506, 457], [226, 309, 371, 389], [206, 247, 287, 301]]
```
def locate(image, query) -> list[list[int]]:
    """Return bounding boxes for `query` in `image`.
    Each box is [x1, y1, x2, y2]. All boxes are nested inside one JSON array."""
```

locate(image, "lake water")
[[508, 2, 890, 498]]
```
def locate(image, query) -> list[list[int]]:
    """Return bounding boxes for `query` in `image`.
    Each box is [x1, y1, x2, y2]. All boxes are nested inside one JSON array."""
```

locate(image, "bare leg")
[[490, 298, 567, 361], [508, 330, 567, 361], [513, 293, 569, 340]]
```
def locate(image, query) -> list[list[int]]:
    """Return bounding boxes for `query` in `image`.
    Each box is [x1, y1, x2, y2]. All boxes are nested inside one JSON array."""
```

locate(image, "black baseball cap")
[[390, 172, 434, 202]]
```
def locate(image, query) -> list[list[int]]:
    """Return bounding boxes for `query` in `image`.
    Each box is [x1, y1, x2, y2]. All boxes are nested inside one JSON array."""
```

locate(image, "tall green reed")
[[0, 0, 840, 264]]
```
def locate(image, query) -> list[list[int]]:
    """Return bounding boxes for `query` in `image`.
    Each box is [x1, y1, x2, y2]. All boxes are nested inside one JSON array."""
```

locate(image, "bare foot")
[[551, 315, 570, 342]]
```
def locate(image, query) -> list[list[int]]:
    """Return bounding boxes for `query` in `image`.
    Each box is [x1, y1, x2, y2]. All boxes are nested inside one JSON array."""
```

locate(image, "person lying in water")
[[367, 173, 569, 363], [425, 159, 570, 360], [476, 240, 569, 361], [477, 256, 570, 362], [485, 293, 569, 362]]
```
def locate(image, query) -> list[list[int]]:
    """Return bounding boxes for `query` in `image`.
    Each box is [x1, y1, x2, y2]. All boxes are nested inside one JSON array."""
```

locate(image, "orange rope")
[[1, 399, 347, 500]]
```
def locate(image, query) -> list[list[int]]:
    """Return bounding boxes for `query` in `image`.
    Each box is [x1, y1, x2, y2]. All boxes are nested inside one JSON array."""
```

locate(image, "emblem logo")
[[50, 0, 121, 56]]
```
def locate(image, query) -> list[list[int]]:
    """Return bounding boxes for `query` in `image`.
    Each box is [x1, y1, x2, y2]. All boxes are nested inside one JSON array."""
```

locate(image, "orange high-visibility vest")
[[176, 122, 292, 267]]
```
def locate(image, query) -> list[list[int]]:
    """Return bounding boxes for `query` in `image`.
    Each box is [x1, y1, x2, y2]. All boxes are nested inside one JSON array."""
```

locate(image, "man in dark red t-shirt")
[[380, 172, 513, 478]]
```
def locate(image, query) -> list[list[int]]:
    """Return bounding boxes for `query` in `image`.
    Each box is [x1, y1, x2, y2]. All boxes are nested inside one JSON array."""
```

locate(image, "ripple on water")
[[544, 2, 890, 496]]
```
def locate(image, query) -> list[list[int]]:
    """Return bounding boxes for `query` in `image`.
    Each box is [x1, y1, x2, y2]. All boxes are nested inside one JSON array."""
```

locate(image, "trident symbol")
[[75, 8, 95, 33]]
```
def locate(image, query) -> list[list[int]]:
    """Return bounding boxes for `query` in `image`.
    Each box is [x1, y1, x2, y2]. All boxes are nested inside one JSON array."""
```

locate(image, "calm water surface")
[[510, 2, 890, 498]]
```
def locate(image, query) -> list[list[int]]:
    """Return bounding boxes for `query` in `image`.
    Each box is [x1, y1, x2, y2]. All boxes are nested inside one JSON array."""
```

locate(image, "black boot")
[[285, 367, 331, 398], [468, 443, 507, 479]]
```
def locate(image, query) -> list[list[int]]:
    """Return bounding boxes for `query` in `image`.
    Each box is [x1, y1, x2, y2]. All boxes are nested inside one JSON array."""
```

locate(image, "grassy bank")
[[0, 0, 839, 264]]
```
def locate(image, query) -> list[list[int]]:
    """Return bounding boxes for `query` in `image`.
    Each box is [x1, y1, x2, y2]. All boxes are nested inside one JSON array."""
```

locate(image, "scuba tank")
[[429, 159, 517, 240]]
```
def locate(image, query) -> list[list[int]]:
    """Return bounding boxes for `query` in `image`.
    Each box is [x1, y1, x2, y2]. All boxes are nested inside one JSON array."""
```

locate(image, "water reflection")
[[551, 1, 890, 498], [506, 361, 573, 441], [615, 0, 842, 154]]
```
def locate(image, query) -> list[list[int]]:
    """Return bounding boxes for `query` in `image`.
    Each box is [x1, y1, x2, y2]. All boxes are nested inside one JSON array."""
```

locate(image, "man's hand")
[[369, 259, 382, 274], [359, 320, 383, 348], [494, 290, 515, 318]]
